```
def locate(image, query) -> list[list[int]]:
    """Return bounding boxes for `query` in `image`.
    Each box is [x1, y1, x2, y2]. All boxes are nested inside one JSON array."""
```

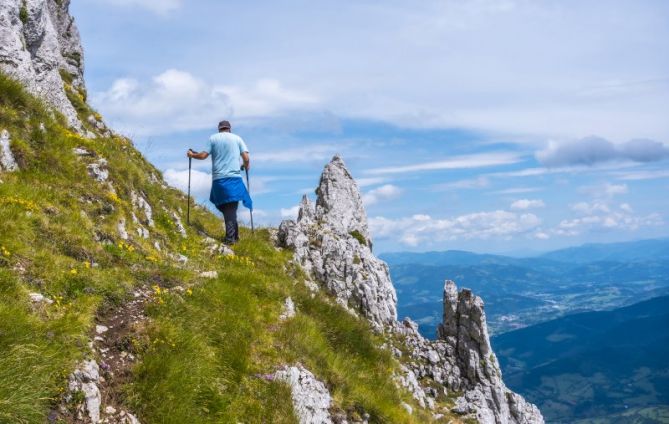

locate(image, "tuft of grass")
[[349, 230, 368, 247], [19, 2, 28, 25]]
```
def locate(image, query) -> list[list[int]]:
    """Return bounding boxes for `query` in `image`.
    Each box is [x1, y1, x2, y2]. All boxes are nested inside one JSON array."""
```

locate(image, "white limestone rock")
[[73, 147, 92, 156], [131, 191, 154, 227], [67, 360, 101, 423], [199, 270, 218, 279], [278, 156, 398, 330], [0, 129, 18, 172], [274, 364, 333, 424], [117, 218, 129, 240], [279, 297, 296, 321], [29, 292, 53, 304], [87, 158, 109, 182], [0, 0, 85, 130], [170, 210, 187, 237]]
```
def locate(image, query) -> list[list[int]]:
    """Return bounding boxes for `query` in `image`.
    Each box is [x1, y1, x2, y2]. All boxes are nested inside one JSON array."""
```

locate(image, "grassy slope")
[[0, 73, 455, 423]]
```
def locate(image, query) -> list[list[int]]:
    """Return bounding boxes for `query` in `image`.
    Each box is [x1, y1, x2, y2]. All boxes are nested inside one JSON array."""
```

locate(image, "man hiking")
[[187, 120, 252, 245]]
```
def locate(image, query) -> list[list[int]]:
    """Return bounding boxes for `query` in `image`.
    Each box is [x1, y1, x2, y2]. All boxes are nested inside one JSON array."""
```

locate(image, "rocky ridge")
[[279, 156, 544, 423], [0, 0, 86, 129]]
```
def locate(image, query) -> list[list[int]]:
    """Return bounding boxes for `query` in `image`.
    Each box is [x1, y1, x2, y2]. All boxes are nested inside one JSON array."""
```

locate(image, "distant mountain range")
[[493, 295, 669, 423], [381, 238, 669, 337]]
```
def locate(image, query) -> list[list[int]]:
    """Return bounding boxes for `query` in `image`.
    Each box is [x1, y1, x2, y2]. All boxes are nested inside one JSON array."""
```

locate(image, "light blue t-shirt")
[[203, 132, 249, 180]]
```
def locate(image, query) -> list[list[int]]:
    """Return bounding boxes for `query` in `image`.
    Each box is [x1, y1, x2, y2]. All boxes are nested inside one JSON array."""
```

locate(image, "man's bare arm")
[[241, 151, 250, 171], [187, 150, 209, 160]]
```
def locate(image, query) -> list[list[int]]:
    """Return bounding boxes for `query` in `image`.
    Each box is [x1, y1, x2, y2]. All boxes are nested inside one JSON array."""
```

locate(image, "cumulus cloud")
[[163, 168, 212, 200], [280, 206, 300, 219], [92, 70, 318, 136], [510, 199, 545, 210], [369, 210, 541, 246], [362, 184, 403, 206], [554, 201, 662, 236], [536, 136, 669, 167]]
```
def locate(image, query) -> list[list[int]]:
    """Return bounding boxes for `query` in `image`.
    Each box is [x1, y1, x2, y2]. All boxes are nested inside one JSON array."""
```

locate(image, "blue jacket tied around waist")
[[210, 177, 253, 210]]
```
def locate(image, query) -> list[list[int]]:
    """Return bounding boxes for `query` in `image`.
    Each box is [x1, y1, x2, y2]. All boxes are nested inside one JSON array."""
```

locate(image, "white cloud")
[[99, 0, 182, 14], [510, 199, 545, 210], [280, 205, 300, 219], [555, 202, 662, 236], [613, 169, 669, 181], [356, 177, 389, 188], [92, 70, 318, 136], [369, 209, 541, 246], [362, 184, 403, 206], [220, 79, 318, 118], [253, 145, 336, 164], [365, 153, 523, 175], [491, 187, 542, 195], [163, 168, 211, 200], [536, 137, 669, 167], [579, 183, 628, 199], [533, 231, 550, 240], [432, 176, 489, 191]]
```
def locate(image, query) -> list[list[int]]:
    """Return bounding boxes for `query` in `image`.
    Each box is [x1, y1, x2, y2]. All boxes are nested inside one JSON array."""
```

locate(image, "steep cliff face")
[[279, 156, 544, 424], [0, 0, 85, 129]]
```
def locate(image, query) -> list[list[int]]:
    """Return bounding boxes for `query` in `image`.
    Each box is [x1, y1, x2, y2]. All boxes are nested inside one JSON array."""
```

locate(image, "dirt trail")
[[52, 288, 151, 424]]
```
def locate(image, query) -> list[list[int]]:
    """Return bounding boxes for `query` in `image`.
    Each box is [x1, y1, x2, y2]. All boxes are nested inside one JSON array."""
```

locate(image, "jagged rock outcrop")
[[0, 0, 84, 129], [274, 364, 333, 424], [278, 155, 398, 330], [398, 281, 544, 423], [278, 156, 543, 423]]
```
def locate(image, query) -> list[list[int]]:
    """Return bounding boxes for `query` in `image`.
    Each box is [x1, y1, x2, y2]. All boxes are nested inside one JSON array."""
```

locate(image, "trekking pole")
[[245, 167, 254, 234], [187, 152, 192, 226]]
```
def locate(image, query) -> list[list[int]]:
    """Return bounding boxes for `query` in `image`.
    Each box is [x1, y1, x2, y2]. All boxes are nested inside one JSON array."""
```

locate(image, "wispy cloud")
[[510, 199, 545, 210], [364, 152, 523, 175], [613, 169, 669, 181], [362, 184, 403, 206], [253, 145, 337, 164], [490, 187, 542, 195], [579, 182, 628, 199], [432, 176, 489, 191], [98, 0, 182, 14]]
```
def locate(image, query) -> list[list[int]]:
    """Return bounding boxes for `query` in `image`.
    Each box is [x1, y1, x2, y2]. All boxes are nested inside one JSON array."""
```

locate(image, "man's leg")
[[216, 202, 239, 244]]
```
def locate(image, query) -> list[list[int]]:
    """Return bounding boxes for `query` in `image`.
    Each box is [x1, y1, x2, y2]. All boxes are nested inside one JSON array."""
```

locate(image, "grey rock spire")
[[278, 155, 398, 330], [0, 0, 85, 129]]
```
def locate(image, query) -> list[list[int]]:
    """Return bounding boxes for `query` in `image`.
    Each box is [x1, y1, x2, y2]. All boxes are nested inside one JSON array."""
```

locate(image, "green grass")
[[0, 72, 458, 423]]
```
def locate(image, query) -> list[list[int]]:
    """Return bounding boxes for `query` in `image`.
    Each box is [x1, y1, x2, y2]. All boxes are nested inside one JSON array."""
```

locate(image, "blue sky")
[[72, 0, 669, 254]]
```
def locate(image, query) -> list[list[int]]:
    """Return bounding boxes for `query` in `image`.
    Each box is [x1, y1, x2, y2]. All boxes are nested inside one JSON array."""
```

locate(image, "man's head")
[[218, 120, 231, 132]]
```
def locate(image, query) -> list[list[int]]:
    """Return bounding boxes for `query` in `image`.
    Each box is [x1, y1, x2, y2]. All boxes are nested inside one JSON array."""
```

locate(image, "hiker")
[[187, 120, 252, 245]]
